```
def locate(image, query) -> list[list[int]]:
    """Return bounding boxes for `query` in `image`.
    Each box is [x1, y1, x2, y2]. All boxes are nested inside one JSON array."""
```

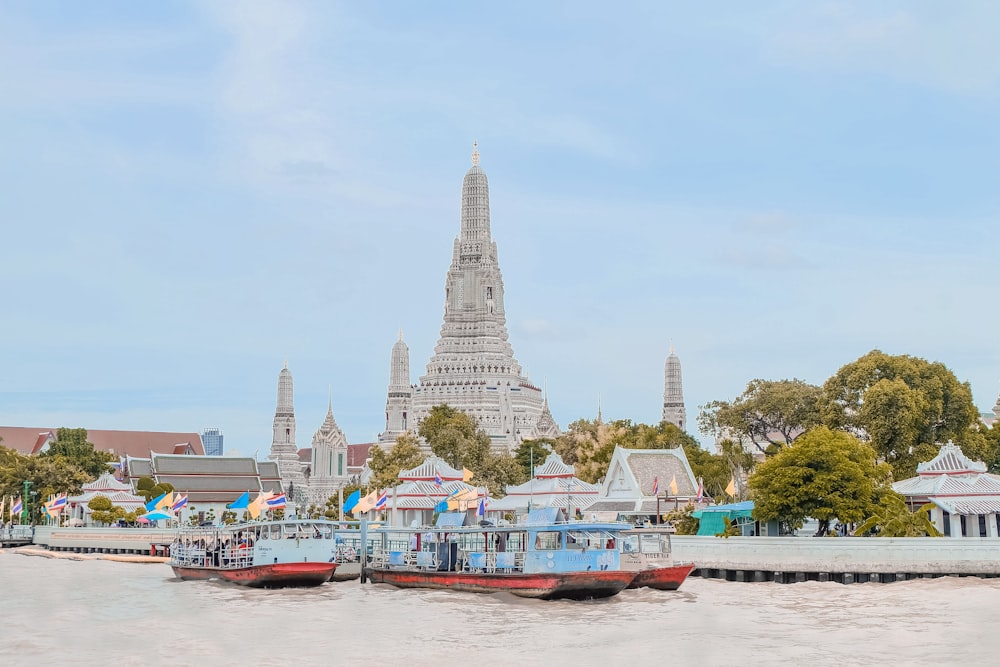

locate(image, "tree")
[[683, 441, 746, 501], [39, 428, 116, 478], [368, 434, 425, 490], [574, 420, 701, 484], [854, 492, 941, 537], [820, 350, 980, 479], [514, 438, 554, 479], [698, 379, 822, 457], [748, 427, 891, 536], [418, 404, 492, 473], [476, 452, 527, 498]]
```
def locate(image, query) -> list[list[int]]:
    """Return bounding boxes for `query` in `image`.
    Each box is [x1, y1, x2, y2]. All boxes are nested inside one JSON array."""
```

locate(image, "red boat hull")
[[172, 562, 337, 588], [627, 563, 695, 590], [365, 567, 635, 600]]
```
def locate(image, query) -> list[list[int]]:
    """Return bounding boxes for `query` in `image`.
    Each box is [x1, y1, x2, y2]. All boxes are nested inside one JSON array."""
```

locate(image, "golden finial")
[[472, 140, 479, 166]]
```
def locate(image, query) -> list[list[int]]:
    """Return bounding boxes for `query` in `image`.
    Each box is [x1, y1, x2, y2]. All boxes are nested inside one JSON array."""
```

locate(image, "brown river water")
[[1, 551, 996, 666]]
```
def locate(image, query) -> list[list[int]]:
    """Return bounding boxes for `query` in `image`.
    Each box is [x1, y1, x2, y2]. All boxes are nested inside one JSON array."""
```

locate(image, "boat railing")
[[462, 549, 523, 574]]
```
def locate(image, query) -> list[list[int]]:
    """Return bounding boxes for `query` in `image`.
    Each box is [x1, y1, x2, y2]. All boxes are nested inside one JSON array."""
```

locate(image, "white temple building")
[[894, 441, 1000, 538], [586, 446, 701, 520], [304, 396, 351, 505], [386, 144, 558, 452], [377, 455, 483, 527], [66, 472, 146, 526], [489, 452, 599, 517]]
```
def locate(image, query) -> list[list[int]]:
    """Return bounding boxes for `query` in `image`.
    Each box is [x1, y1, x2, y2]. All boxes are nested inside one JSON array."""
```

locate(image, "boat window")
[[622, 535, 640, 553], [269, 524, 282, 540], [316, 524, 333, 539], [283, 523, 298, 539], [534, 531, 562, 550], [639, 533, 661, 554]]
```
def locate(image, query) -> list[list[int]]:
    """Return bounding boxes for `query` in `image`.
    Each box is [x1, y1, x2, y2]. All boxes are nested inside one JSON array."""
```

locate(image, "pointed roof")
[[534, 452, 575, 478], [397, 455, 464, 482], [917, 441, 987, 475], [82, 472, 133, 493]]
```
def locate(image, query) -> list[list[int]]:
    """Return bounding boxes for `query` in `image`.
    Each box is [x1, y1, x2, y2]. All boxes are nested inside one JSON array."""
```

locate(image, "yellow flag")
[[352, 490, 378, 515], [725, 477, 736, 497], [462, 468, 474, 482], [156, 492, 174, 510], [669, 475, 678, 496], [248, 492, 273, 520]]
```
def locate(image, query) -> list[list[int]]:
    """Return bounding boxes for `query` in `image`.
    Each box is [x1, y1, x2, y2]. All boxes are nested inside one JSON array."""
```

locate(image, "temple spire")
[[472, 140, 479, 166], [662, 342, 686, 430]]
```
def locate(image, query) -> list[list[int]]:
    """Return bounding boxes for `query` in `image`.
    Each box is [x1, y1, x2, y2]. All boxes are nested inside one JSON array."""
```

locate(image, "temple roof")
[[916, 441, 987, 475], [929, 495, 1000, 516], [398, 455, 464, 482], [0, 426, 205, 457], [534, 452, 575, 478]]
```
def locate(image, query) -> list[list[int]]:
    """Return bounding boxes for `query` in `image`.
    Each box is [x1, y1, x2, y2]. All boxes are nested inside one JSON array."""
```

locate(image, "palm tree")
[[854, 492, 941, 537]]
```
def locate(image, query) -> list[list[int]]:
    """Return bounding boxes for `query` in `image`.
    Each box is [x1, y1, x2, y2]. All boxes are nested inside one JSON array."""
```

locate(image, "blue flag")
[[145, 493, 166, 512], [434, 500, 449, 513], [343, 489, 361, 513], [228, 491, 250, 509]]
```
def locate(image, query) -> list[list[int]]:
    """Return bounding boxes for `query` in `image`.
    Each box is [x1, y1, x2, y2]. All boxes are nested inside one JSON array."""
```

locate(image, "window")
[[534, 531, 561, 550]]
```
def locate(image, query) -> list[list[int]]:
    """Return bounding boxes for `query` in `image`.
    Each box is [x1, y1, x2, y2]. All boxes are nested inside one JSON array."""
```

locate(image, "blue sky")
[[2, 1, 998, 456]]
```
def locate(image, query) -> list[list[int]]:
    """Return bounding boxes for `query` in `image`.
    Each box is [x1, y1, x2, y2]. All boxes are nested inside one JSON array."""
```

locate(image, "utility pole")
[[22, 480, 31, 524]]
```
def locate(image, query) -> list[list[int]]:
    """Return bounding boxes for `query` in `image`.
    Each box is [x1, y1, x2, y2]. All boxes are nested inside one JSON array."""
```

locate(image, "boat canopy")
[[523, 508, 563, 525], [435, 512, 467, 528], [692, 500, 754, 536]]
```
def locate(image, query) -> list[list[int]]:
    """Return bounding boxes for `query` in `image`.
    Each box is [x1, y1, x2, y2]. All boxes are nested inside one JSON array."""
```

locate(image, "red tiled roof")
[[0, 426, 205, 457], [348, 443, 375, 467]]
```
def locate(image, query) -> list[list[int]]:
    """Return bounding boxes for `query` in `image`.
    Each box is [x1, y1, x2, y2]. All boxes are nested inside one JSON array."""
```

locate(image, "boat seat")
[[467, 552, 487, 571], [495, 552, 515, 572], [416, 551, 436, 569], [389, 551, 406, 566]]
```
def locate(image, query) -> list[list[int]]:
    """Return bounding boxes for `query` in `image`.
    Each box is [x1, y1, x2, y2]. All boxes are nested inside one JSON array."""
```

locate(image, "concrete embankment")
[[31, 525, 175, 557], [11, 545, 169, 564], [671, 535, 1000, 584]]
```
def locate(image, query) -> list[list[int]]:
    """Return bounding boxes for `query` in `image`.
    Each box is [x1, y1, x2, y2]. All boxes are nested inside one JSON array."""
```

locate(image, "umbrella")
[[143, 509, 172, 521], [135, 516, 150, 524]]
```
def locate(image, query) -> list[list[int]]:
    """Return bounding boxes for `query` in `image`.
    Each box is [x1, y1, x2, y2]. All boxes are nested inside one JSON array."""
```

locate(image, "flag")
[[342, 489, 360, 513], [228, 491, 250, 509], [434, 473, 443, 487], [696, 478, 704, 502], [651, 477, 659, 496], [462, 468, 474, 482], [725, 477, 736, 497], [669, 475, 678, 496], [266, 493, 286, 509], [434, 500, 449, 513], [50, 493, 67, 510], [352, 490, 378, 515], [12, 497, 23, 516], [248, 492, 273, 520], [476, 498, 486, 517], [375, 490, 387, 511], [146, 493, 166, 512], [171, 495, 188, 512], [156, 492, 174, 511]]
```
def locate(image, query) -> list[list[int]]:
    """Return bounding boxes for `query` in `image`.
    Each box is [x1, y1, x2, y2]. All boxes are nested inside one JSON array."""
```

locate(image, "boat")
[[363, 509, 636, 600], [619, 527, 695, 590], [169, 519, 339, 587]]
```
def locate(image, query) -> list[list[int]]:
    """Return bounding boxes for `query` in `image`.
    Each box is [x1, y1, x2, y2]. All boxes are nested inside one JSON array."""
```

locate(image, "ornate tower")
[[410, 143, 550, 451], [308, 397, 349, 504], [378, 330, 413, 447], [662, 342, 687, 430], [268, 362, 306, 499]]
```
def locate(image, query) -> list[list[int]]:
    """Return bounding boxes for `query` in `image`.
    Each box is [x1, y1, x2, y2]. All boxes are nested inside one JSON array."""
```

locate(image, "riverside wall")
[[32, 526, 176, 555], [671, 535, 1000, 583]]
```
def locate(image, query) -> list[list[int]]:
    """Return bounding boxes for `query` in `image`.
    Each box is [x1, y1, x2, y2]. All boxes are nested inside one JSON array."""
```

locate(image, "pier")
[[671, 535, 1000, 583]]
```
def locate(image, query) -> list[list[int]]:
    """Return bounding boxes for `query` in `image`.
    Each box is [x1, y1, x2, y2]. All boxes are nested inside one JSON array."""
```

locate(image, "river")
[[1, 551, 996, 666]]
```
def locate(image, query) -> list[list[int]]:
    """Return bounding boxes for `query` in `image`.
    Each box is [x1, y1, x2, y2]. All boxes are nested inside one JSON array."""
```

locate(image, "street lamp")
[[22, 480, 31, 524]]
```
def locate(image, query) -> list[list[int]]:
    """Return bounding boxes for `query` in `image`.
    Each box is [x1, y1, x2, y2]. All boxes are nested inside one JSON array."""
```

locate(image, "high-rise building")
[[407, 143, 555, 451], [268, 362, 307, 500], [201, 428, 224, 457], [662, 343, 686, 430]]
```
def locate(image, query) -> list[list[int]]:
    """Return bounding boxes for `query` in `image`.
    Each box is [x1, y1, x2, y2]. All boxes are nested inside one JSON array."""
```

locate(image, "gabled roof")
[[917, 441, 987, 475], [82, 472, 133, 493], [0, 426, 205, 457], [348, 443, 375, 468], [534, 452, 575, 478], [930, 496, 1000, 516], [398, 455, 464, 482]]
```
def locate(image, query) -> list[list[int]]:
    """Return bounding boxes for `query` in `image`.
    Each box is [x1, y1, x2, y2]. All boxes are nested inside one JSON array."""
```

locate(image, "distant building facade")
[[201, 428, 224, 457]]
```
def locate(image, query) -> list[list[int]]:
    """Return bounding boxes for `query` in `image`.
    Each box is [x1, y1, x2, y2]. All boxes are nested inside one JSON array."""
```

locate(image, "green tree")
[[368, 434, 426, 490], [820, 350, 980, 478], [854, 492, 941, 537], [748, 427, 891, 536], [698, 379, 822, 457], [683, 441, 741, 501], [476, 451, 527, 498], [87, 495, 114, 525], [39, 428, 116, 478], [514, 438, 554, 478], [418, 404, 492, 473], [573, 420, 701, 484]]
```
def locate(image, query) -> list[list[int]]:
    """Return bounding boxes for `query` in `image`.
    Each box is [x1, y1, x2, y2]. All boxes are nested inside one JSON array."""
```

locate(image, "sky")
[[2, 1, 999, 457]]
